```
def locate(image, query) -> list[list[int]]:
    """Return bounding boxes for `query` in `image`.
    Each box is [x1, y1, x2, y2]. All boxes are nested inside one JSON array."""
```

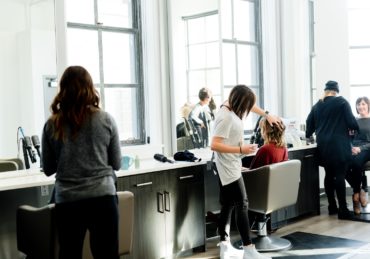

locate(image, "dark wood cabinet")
[[118, 165, 205, 259]]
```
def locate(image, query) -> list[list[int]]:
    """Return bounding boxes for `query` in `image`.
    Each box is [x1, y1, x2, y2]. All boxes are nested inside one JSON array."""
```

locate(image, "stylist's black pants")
[[218, 176, 252, 246]]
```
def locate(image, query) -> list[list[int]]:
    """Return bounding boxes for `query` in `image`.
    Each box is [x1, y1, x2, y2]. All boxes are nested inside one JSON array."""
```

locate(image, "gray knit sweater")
[[42, 110, 122, 203]]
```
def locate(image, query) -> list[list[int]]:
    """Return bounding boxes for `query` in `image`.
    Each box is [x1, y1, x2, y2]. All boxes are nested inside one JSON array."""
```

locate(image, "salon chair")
[[242, 159, 301, 252], [0, 160, 18, 172], [0, 158, 24, 172], [16, 191, 134, 259]]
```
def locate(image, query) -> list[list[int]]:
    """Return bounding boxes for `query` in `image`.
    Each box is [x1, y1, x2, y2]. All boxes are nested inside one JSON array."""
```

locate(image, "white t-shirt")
[[213, 106, 244, 186]]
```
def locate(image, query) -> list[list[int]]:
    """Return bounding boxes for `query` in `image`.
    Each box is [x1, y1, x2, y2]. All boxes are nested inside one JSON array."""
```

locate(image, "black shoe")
[[338, 208, 355, 220], [328, 205, 338, 215]]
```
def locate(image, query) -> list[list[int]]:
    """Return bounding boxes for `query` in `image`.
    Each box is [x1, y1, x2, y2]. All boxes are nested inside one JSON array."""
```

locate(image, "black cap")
[[324, 80, 339, 93]]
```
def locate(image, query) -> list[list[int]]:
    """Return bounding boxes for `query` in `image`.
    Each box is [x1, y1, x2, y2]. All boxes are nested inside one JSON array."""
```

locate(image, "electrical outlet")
[[40, 185, 49, 196]]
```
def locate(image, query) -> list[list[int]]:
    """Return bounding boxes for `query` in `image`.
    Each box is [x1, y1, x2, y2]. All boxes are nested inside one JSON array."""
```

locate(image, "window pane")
[[66, 0, 95, 24], [206, 42, 220, 67], [243, 88, 259, 131], [222, 43, 236, 86], [223, 87, 232, 103], [349, 48, 370, 84], [221, 0, 232, 39], [238, 44, 259, 86], [206, 69, 221, 95], [189, 44, 206, 69], [348, 10, 370, 45], [102, 31, 136, 84], [205, 15, 219, 42], [234, 0, 255, 42], [67, 28, 100, 83], [188, 18, 205, 44], [97, 0, 132, 28], [189, 71, 206, 96], [105, 88, 139, 140]]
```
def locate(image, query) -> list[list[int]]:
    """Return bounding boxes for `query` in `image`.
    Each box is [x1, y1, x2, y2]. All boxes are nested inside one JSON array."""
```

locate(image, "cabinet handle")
[[304, 154, 314, 158], [157, 192, 164, 213], [135, 181, 153, 187], [164, 191, 170, 212], [179, 175, 194, 180]]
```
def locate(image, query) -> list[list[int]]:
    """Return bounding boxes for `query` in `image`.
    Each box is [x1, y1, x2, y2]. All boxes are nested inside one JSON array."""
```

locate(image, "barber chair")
[[17, 191, 134, 259], [242, 159, 301, 252]]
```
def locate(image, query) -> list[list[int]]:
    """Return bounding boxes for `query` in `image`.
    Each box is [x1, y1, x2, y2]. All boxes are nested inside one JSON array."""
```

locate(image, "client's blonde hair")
[[260, 118, 286, 147]]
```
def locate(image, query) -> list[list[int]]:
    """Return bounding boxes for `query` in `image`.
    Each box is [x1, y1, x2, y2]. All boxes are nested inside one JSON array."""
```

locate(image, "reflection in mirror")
[[168, 0, 220, 152], [0, 0, 57, 158], [170, 0, 263, 152]]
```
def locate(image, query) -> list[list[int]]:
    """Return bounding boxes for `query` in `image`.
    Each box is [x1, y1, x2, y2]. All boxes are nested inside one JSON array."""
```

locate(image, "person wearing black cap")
[[306, 80, 359, 220]]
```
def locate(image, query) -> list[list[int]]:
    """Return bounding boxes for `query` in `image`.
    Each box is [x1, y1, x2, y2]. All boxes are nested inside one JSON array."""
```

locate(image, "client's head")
[[260, 118, 286, 147]]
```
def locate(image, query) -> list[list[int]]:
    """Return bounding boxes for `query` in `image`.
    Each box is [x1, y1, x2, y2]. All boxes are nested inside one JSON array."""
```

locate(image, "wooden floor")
[[182, 197, 370, 259]]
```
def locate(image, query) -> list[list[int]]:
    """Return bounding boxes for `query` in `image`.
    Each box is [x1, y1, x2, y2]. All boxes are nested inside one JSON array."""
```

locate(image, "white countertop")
[[0, 144, 316, 192], [0, 159, 207, 192]]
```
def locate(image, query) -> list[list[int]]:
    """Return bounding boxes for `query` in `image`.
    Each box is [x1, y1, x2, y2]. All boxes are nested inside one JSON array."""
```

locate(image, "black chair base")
[[252, 236, 292, 252]]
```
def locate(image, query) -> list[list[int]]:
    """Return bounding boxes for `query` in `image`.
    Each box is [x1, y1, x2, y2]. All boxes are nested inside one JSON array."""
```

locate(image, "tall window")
[[309, 0, 316, 106], [348, 0, 370, 112], [65, 0, 145, 145], [184, 11, 221, 107], [220, 0, 262, 130]]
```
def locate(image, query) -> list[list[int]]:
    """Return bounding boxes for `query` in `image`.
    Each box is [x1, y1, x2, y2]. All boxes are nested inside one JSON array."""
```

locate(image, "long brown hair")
[[260, 118, 286, 147], [50, 66, 100, 141], [228, 85, 256, 119]]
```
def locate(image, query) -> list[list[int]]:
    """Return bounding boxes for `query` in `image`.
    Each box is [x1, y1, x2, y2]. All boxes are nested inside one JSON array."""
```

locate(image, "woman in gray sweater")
[[42, 66, 122, 259]]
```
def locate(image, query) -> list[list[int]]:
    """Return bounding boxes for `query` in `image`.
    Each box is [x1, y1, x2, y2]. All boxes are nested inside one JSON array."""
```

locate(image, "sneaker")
[[219, 241, 243, 259], [243, 244, 271, 259]]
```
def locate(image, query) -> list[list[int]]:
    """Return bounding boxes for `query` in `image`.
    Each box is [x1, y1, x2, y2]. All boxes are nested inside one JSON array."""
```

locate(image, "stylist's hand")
[[241, 144, 258, 154], [266, 113, 283, 130]]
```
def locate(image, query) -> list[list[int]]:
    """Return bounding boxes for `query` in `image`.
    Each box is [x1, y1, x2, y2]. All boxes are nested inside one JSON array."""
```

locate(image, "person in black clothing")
[[346, 97, 370, 214], [306, 80, 359, 220]]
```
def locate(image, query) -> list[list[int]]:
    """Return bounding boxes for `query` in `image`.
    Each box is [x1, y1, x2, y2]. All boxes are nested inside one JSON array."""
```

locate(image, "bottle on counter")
[[134, 155, 140, 169]]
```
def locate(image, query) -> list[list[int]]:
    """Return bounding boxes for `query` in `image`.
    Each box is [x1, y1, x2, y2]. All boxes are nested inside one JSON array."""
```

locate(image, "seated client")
[[249, 118, 288, 169]]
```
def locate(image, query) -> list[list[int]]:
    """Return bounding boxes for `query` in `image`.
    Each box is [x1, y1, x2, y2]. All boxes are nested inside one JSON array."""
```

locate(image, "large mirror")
[[0, 0, 57, 159], [168, 0, 263, 152], [168, 0, 220, 152]]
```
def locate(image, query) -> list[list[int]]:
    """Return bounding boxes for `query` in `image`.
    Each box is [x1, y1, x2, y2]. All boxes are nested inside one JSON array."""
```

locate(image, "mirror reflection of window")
[[178, 11, 221, 151], [65, 0, 145, 145], [221, 0, 262, 132]]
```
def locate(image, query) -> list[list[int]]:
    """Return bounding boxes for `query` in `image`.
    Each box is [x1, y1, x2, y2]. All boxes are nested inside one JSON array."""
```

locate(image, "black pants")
[[324, 162, 349, 210], [218, 176, 252, 246], [55, 195, 119, 259], [347, 150, 370, 193]]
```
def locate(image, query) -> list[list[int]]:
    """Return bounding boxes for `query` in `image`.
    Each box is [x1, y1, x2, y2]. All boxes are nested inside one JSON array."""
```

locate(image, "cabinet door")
[[118, 173, 167, 259], [166, 166, 205, 256], [298, 148, 320, 215]]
